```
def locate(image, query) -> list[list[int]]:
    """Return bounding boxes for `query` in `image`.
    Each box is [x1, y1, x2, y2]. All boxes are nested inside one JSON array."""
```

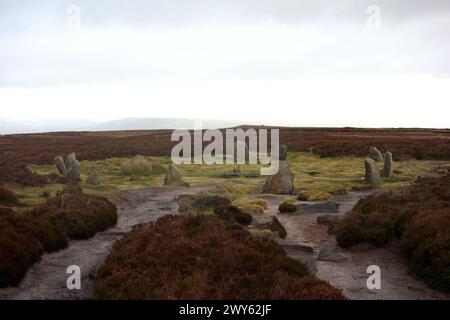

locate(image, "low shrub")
[[335, 174, 450, 292], [335, 212, 395, 248], [92, 214, 344, 299], [46, 186, 118, 239], [214, 205, 252, 225], [191, 194, 231, 213], [278, 201, 297, 213], [0, 222, 42, 287], [0, 186, 117, 288], [0, 187, 18, 205]]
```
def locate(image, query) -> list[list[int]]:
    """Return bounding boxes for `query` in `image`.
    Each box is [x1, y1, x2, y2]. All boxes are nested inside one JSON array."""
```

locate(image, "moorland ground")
[[1, 127, 450, 186], [1, 127, 450, 298]]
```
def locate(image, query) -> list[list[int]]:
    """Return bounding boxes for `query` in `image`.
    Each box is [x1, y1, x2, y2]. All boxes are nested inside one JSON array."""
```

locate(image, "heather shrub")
[[0, 223, 42, 287], [0, 186, 117, 288], [336, 174, 450, 292], [214, 205, 252, 225], [0, 187, 18, 205], [48, 187, 118, 239], [335, 212, 394, 248], [1, 208, 68, 252], [191, 194, 231, 213], [92, 215, 344, 299]]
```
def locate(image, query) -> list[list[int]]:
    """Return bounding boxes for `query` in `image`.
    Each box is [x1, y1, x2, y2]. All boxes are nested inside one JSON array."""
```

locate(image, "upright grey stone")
[[279, 144, 288, 161], [164, 163, 189, 187], [65, 153, 80, 180], [65, 152, 77, 171], [383, 151, 393, 177], [369, 147, 384, 162], [87, 169, 101, 185], [54, 156, 67, 176], [365, 158, 380, 185], [262, 161, 294, 194]]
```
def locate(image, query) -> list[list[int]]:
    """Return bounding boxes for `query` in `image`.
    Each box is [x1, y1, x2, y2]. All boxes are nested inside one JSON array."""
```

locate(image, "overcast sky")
[[1, 0, 449, 128]]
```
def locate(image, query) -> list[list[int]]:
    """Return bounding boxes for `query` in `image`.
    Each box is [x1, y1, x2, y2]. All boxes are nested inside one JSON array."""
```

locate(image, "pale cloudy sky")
[[1, 0, 450, 128]]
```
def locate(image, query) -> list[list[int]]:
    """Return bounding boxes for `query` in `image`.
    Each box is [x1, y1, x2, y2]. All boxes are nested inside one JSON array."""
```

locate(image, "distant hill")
[[0, 117, 250, 134], [94, 118, 245, 131]]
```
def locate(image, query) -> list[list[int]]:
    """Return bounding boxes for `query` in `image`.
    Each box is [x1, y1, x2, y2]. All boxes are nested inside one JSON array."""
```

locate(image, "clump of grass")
[[278, 201, 297, 213], [120, 156, 154, 176], [297, 191, 331, 202], [231, 197, 268, 215]]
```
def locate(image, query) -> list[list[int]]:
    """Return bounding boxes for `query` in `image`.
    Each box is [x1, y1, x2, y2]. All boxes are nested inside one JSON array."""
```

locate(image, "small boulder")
[[365, 158, 380, 185], [163, 163, 189, 187], [87, 169, 101, 185], [317, 245, 348, 262], [297, 201, 340, 213]]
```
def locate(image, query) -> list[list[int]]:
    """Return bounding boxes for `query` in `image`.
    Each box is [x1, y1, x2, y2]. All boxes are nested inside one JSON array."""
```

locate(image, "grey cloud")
[[1, 0, 450, 87]]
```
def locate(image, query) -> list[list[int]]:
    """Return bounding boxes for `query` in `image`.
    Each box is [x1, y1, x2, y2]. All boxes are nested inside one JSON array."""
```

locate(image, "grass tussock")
[[297, 191, 331, 202], [92, 214, 344, 299], [0, 186, 117, 288], [335, 174, 450, 292], [278, 201, 297, 213], [231, 197, 268, 215], [120, 156, 166, 176]]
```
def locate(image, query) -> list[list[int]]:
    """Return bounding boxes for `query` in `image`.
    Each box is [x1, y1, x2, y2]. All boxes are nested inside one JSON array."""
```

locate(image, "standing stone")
[[65, 152, 77, 172], [365, 158, 380, 185], [383, 151, 393, 177], [369, 147, 384, 162], [87, 169, 101, 185], [279, 144, 288, 161], [164, 163, 189, 187], [65, 152, 80, 180], [262, 161, 294, 194], [54, 156, 67, 176]]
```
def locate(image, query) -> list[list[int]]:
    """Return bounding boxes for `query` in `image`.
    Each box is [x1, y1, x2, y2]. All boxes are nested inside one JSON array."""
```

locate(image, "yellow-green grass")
[[7, 153, 440, 207]]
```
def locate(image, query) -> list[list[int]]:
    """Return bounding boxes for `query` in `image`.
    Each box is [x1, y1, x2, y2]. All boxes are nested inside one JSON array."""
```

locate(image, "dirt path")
[[257, 191, 449, 300], [0, 185, 214, 300], [1, 183, 447, 300]]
